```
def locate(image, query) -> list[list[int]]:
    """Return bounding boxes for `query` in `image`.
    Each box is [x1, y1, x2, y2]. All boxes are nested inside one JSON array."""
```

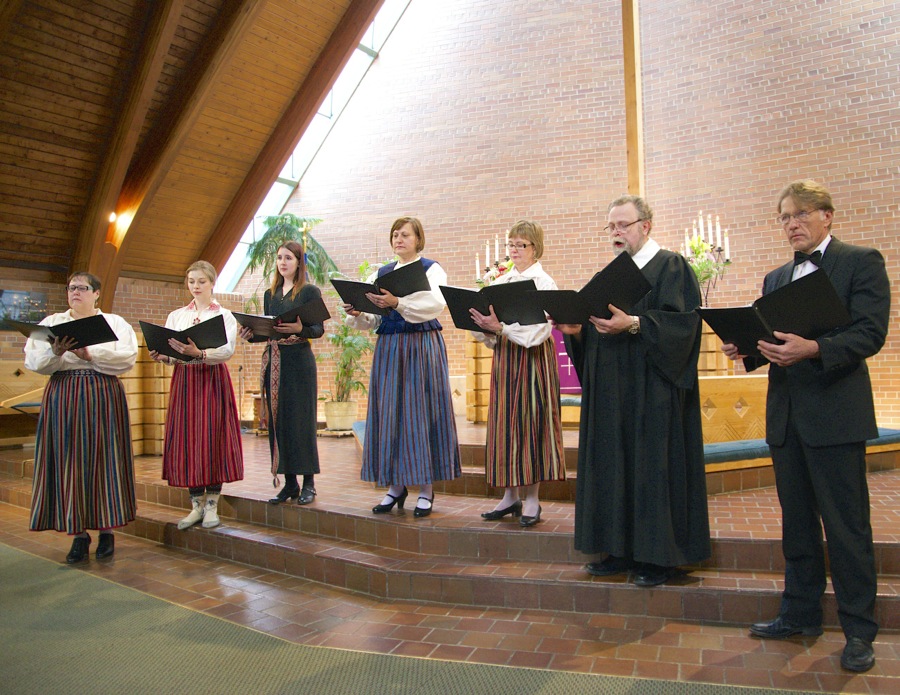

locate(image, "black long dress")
[[565, 249, 711, 567], [262, 284, 324, 477]]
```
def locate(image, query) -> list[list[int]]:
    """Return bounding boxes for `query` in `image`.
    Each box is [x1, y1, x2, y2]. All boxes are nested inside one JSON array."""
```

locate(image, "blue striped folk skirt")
[[162, 363, 244, 488], [361, 330, 461, 487], [30, 370, 136, 534], [485, 337, 566, 488]]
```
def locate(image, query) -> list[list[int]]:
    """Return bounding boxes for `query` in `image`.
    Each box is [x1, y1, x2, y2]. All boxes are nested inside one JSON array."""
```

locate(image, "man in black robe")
[[559, 195, 710, 587]]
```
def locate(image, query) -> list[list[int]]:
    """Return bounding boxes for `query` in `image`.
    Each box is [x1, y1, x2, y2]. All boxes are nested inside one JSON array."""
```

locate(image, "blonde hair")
[[185, 260, 217, 285], [508, 219, 545, 259]]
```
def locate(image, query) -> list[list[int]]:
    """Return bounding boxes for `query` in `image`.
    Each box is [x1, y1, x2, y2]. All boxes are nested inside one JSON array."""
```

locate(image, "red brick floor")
[[1, 424, 898, 693]]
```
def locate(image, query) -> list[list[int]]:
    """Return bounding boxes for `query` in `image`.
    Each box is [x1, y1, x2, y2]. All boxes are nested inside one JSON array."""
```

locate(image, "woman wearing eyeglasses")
[[149, 261, 243, 531], [343, 217, 460, 518], [24, 272, 138, 563], [469, 220, 565, 527]]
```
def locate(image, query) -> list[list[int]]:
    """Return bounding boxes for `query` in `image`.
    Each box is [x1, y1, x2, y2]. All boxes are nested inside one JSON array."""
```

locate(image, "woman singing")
[[150, 260, 243, 530], [344, 217, 461, 517], [469, 219, 566, 527], [239, 241, 324, 505], [24, 272, 138, 563]]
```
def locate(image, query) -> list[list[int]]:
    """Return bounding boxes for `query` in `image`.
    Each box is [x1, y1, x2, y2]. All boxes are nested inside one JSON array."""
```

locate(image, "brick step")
[[120, 500, 900, 630], [2, 468, 898, 579]]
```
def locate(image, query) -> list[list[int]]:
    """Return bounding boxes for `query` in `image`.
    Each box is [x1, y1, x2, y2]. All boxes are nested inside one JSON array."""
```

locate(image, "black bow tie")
[[794, 250, 822, 267]]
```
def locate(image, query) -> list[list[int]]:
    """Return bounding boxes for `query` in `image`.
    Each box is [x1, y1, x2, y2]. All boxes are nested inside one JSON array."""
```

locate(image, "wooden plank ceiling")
[[0, 0, 384, 308]]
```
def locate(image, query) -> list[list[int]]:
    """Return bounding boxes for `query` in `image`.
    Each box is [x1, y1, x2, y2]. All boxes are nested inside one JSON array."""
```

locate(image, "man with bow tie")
[[722, 180, 890, 673]]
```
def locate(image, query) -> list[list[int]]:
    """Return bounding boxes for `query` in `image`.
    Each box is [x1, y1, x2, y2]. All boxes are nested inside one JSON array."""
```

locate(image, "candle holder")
[[476, 256, 513, 288]]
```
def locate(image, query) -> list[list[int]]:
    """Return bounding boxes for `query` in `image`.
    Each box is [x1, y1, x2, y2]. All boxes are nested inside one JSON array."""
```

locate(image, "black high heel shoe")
[[413, 495, 434, 518], [520, 505, 542, 528], [268, 485, 300, 505], [372, 487, 408, 514], [481, 500, 522, 521]]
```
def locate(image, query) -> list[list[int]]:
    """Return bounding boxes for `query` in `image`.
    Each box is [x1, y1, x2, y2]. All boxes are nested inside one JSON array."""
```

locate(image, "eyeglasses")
[[66, 285, 93, 293], [603, 219, 646, 234], [777, 210, 817, 226], [506, 242, 533, 250]]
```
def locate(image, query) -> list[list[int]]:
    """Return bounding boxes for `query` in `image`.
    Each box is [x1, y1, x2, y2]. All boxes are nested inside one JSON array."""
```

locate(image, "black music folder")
[[440, 279, 546, 332], [537, 252, 653, 324], [233, 297, 331, 339], [697, 269, 852, 357], [331, 260, 430, 316], [9, 314, 119, 349], [140, 314, 228, 362]]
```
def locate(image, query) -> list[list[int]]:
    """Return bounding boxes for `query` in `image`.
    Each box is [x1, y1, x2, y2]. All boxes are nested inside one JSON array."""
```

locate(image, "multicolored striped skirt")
[[162, 362, 244, 488], [361, 330, 461, 486], [30, 369, 136, 534], [485, 337, 566, 487]]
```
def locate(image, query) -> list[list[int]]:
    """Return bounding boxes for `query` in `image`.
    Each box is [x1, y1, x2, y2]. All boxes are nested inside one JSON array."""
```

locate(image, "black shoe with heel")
[[268, 485, 300, 505], [519, 505, 542, 527], [298, 486, 316, 505], [413, 495, 434, 518], [96, 533, 115, 559], [373, 487, 408, 514], [66, 534, 91, 564], [481, 500, 522, 521]]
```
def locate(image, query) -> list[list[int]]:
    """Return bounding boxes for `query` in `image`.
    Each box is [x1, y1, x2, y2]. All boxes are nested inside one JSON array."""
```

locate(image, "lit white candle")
[[724, 231, 730, 261], [698, 211, 704, 241], [684, 229, 691, 256], [476, 254, 480, 280], [495, 235, 499, 262], [485, 241, 490, 269], [715, 216, 722, 249]]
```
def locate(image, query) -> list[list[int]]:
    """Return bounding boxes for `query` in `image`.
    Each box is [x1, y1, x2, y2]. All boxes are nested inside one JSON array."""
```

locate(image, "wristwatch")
[[628, 316, 640, 335]]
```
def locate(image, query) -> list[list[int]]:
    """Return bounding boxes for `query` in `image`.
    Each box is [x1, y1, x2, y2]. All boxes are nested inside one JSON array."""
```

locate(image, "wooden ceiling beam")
[[0, 0, 24, 43], [102, 0, 267, 304], [70, 0, 186, 310], [622, 0, 644, 196], [200, 0, 387, 270]]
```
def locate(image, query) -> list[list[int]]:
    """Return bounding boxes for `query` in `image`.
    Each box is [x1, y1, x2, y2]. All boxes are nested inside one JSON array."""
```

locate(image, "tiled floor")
[[1, 424, 898, 693]]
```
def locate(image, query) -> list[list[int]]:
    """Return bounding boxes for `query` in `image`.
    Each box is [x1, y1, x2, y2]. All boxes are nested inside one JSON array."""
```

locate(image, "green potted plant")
[[318, 318, 374, 430], [244, 213, 338, 311]]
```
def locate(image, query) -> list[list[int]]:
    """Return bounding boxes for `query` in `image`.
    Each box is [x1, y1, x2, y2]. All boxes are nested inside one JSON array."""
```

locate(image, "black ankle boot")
[[66, 534, 91, 564], [96, 533, 115, 559]]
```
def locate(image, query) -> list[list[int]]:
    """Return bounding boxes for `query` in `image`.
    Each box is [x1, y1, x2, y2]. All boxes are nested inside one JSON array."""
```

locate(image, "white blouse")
[[472, 261, 557, 349], [164, 299, 237, 364], [346, 257, 448, 331], [24, 310, 138, 376]]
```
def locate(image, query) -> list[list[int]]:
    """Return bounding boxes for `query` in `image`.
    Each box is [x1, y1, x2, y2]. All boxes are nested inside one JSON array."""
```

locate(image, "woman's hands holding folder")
[[364, 289, 399, 311], [272, 316, 304, 335], [50, 335, 78, 356], [469, 305, 502, 334]]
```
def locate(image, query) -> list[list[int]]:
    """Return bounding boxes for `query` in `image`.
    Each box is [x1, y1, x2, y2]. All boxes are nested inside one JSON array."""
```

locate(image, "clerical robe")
[[565, 248, 710, 567]]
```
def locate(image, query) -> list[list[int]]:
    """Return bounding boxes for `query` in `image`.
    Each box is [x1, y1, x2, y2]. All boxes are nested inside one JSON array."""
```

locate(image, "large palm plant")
[[243, 213, 339, 311]]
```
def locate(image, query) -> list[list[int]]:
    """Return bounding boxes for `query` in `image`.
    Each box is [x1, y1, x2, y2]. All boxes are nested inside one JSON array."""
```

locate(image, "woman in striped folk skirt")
[[469, 220, 565, 528], [151, 261, 243, 531], [24, 272, 138, 563], [344, 217, 460, 518]]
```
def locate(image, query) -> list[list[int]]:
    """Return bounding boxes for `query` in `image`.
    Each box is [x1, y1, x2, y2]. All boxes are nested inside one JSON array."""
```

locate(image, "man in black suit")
[[723, 180, 890, 673]]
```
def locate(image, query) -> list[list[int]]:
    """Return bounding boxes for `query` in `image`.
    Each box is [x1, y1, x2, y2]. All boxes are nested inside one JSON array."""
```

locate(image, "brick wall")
[[267, 0, 898, 426]]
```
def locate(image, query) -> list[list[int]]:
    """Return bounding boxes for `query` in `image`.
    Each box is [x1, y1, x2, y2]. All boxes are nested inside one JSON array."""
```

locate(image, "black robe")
[[565, 249, 710, 567]]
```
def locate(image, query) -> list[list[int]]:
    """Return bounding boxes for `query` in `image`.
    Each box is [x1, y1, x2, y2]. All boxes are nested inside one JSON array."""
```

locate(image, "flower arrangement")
[[476, 258, 514, 288], [682, 232, 731, 306]]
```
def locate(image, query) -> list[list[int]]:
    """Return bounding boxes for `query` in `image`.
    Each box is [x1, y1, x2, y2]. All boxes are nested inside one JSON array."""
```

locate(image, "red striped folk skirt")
[[485, 337, 566, 488], [162, 362, 243, 488], [30, 369, 136, 534]]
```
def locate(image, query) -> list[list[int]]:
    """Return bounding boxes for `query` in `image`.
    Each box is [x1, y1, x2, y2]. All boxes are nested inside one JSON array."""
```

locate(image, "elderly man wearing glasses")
[[722, 180, 890, 673], [557, 195, 710, 588]]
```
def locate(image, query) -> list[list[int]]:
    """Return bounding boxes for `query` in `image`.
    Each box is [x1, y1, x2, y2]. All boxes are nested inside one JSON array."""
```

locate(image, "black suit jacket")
[[744, 237, 890, 447]]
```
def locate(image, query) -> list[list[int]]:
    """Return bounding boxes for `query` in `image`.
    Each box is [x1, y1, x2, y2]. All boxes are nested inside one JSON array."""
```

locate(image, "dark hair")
[[268, 241, 307, 301], [67, 271, 101, 291]]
